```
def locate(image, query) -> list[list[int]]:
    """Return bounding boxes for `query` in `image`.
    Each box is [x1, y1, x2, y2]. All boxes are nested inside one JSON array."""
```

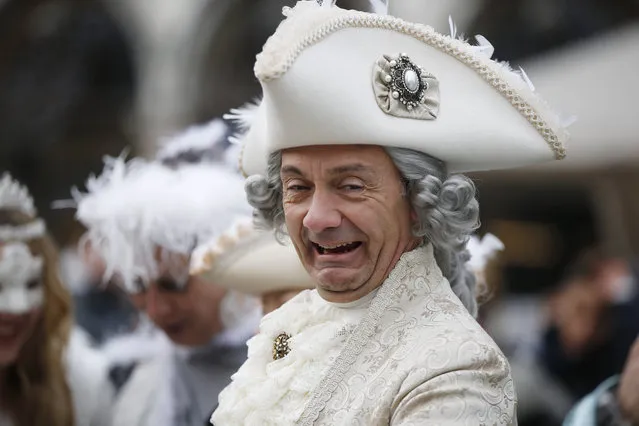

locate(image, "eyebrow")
[[280, 163, 374, 177], [280, 165, 304, 176], [328, 164, 374, 176]]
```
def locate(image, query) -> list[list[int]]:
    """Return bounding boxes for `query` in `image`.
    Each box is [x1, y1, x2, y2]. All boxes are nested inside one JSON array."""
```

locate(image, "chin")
[[314, 266, 367, 288], [316, 278, 368, 302], [172, 331, 214, 347]]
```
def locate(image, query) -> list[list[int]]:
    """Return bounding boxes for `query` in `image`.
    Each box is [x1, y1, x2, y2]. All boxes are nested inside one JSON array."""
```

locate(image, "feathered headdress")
[[155, 118, 231, 167], [68, 122, 254, 292], [0, 173, 46, 241]]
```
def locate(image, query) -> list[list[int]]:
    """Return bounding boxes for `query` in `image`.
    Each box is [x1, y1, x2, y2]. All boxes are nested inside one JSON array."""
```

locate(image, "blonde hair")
[[0, 209, 74, 426]]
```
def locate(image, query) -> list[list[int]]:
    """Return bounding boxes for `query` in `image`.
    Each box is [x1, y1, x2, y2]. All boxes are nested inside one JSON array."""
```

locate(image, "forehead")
[[280, 145, 396, 174]]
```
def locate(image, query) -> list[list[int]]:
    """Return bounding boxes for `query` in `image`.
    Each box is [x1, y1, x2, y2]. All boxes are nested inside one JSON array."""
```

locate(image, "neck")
[[381, 237, 421, 282]]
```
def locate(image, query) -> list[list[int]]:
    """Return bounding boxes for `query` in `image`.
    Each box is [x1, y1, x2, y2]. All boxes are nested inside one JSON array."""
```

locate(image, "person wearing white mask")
[[0, 172, 112, 426], [67, 120, 262, 426]]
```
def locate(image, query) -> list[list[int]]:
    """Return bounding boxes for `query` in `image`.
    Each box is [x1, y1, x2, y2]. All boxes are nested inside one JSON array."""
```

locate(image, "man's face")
[[129, 258, 226, 346], [280, 145, 419, 303]]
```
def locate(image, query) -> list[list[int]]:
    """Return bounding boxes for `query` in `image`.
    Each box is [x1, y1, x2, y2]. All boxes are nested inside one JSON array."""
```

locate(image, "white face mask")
[[0, 242, 44, 314]]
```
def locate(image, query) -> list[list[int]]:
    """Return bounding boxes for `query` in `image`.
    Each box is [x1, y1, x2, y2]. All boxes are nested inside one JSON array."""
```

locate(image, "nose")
[[145, 287, 173, 320], [302, 190, 341, 234], [5, 289, 29, 314]]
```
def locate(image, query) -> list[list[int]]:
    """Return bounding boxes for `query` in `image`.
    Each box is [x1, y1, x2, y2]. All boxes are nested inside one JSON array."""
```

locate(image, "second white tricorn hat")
[[190, 219, 316, 295]]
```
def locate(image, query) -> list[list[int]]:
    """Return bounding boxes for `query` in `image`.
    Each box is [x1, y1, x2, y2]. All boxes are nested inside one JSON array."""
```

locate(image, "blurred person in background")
[[540, 248, 639, 402], [67, 120, 262, 426], [564, 336, 639, 425], [0, 173, 112, 426], [60, 237, 139, 346]]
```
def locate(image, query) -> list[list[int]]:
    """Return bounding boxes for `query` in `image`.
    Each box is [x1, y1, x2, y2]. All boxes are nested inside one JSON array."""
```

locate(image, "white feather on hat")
[[70, 153, 253, 293], [69, 118, 316, 295], [235, 1, 569, 177], [155, 118, 230, 166]]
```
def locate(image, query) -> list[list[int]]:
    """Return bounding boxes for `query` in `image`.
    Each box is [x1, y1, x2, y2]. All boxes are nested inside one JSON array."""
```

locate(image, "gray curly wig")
[[244, 147, 481, 316]]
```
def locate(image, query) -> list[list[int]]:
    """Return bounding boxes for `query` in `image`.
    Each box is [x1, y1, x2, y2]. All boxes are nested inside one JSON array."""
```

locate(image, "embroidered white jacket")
[[212, 244, 517, 425]]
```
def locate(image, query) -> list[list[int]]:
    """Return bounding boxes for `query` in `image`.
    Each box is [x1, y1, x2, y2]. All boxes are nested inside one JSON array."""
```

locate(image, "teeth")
[[318, 242, 353, 250]]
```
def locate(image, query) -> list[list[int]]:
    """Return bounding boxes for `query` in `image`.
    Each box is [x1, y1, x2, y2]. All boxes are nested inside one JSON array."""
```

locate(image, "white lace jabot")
[[212, 245, 437, 426]]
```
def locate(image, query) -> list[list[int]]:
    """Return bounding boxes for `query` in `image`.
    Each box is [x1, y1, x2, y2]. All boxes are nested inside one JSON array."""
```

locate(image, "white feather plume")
[[466, 233, 505, 272], [155, 119, 228, 164], [316, 0, 336, 7], [70, 154, 253, 293], [368, 0, 388, 15], [449, 15, 458, 39], [222, 99, 263, 172], [223, 98, 262, 140]]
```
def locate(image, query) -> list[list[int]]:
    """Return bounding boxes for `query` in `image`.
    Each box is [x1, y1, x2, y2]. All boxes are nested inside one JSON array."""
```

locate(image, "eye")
[[284, 179, 311, 192], [156, 277, 186, 293], [342, 184, 363, 191], [286, 184, 310, 192], [27, 279, 42, 290], [339, 178, 365, 192]]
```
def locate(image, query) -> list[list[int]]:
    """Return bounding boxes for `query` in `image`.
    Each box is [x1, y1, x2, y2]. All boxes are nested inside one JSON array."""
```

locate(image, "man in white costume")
[[211, 1, 570, 425], [68, 120, 265, 426]]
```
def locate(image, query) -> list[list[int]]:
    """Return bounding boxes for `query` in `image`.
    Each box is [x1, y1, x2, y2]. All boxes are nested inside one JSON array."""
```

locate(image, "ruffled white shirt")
[[212, 288, 377, 425]]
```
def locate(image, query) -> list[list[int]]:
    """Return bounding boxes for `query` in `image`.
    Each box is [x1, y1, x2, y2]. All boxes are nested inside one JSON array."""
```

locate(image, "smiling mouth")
[[312, 241, 362, 255], [0, 320, 24, 340], [163, 321, 186, 335]]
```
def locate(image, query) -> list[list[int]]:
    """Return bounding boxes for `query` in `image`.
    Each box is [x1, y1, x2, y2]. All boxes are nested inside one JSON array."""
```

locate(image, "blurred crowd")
[[1, 0, 638, 425]]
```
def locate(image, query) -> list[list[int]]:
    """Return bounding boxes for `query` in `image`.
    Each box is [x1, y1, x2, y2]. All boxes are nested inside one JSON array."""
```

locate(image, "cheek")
[[129, 294, 145, 311], [26, 309, 42, 332], [343, 201, 397, 235], [283, 205, 308, 247], [189, 282, 224, 317], [283, 203, 305, 228]]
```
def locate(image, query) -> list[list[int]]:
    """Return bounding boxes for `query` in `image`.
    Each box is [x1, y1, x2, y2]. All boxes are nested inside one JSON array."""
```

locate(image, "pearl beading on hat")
[[255, 7, 567, 161]]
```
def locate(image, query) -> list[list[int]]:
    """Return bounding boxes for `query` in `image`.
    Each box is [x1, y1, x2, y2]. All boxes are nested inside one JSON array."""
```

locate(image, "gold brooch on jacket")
[[273, 333, 291, 360]]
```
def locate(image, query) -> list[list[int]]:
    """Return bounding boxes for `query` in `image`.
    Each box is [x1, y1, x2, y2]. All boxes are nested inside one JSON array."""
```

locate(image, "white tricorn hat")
[[234, 1, 569, 177], [190, 219, 316, 295]]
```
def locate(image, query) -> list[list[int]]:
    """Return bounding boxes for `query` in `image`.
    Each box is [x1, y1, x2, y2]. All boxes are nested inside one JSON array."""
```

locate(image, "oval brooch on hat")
[[373, 53, 440, 120]]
